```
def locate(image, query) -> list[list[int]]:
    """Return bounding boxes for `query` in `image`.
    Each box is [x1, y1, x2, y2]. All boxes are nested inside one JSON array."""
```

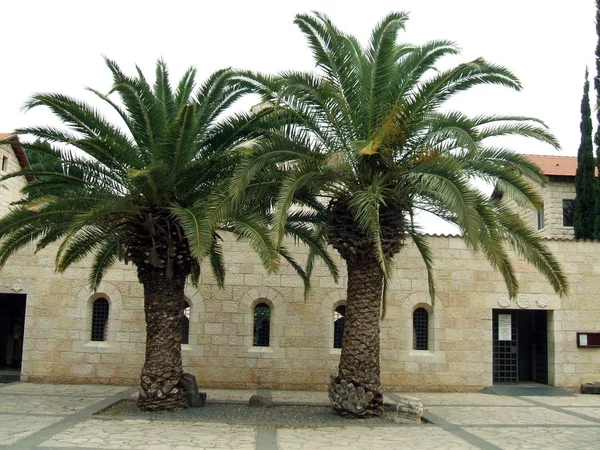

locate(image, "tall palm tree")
[[235, 12, 568, 417], [0, 59, 287, 411]]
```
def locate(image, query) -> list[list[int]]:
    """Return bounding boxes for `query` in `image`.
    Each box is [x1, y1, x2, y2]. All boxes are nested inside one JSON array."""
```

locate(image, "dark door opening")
[[493, 309, 548, 385], [0, 293, 26, 376]]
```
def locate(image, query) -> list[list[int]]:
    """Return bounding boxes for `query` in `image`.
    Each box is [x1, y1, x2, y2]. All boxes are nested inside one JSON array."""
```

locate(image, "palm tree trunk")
[[137, 269, 187, 411], [329, 254, 384, 417]]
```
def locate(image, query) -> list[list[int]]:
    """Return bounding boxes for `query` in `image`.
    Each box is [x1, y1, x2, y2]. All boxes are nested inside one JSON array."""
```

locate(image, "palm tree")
[[235, 12, 568, 417], [0, 59, 285, 411]]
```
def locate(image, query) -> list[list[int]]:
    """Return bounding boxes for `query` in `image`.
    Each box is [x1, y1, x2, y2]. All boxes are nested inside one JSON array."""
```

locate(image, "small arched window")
[[333, 304, 346, 349], [413, 307, 429, 350], [91, 298, 109, 341], [181, 300, 191, 345], [253, 303, 271, 347]]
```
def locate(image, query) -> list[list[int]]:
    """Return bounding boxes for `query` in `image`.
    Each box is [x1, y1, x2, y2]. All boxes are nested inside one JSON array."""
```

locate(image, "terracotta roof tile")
[[0, 133, 16, 140], [524, 154, 579, 177]]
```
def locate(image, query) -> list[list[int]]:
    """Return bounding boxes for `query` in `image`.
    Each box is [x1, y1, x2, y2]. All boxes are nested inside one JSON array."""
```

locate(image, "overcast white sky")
[[3, 0, 596, 153], [2, 1, 598, 232]]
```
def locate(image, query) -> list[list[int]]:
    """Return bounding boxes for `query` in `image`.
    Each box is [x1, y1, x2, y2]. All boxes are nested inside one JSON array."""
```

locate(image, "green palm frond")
[[208, 238, 226, 288], [0, 57, 287, 291], [496, 204, 568, 297], [231, 10, 567, 305], [407, 228, 436, 302], [89, 235, 120, 291], [227, 212, 280, 274]]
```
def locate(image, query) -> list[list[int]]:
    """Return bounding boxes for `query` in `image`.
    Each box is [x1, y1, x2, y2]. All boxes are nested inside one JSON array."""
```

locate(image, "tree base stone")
[[581, 382, 600, 395], [329, 375, 383, 417], [249, 395, 274, 408], [182, 372, 206, 407], [393, 395, 423, 423]]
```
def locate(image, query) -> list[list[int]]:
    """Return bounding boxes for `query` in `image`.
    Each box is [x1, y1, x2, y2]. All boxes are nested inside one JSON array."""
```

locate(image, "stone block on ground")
[[394, 395, 423, 423], [581, 382, 600, 395], [182, 372, 206, 407], [248, 394, 274, 407]]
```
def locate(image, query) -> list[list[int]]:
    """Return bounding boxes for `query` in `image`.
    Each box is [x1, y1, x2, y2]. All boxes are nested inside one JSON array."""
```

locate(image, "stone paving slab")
[[404, 392, 532, 406], [4, 383, 600, 449], [0, 384, 130, 397], [277, 426, 479, 449], [0, 395, 103, 414], [563, 407, 600, 421], [426, 405, 597, 425], [466, 426, 600, 450], [0, 414, 64, 446], [39, 419, 256, 449], [522, 395, 600, 407]]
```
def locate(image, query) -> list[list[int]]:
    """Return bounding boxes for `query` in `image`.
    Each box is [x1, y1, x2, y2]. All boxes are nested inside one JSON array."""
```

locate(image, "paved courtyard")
[[1, 382, 599, 449]]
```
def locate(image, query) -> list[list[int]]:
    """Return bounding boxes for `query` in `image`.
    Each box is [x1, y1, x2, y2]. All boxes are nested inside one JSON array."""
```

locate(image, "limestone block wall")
[[507, 180, 575, 240], [539, 179, 575, 239], [0, 143, 26, 216], [1, 235, 599, 391]]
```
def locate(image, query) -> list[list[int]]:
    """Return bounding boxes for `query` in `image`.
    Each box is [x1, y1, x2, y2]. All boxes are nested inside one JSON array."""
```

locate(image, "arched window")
[[181, 300, 191, 345], [253, 303, 271, 347], [91, 298, 109, 341], [413, 307, 429, 350], [333, 304, 346, 348]]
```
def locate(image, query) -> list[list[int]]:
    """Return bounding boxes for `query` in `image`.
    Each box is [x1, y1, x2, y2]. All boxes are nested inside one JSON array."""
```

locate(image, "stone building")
[[520, 155, 578, 240], [0, 137, 599, 391]]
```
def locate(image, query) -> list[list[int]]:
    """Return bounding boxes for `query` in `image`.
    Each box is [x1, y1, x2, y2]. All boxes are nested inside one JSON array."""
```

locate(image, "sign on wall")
[[577, 332, 600, 348], [498, 314, 512, 341]]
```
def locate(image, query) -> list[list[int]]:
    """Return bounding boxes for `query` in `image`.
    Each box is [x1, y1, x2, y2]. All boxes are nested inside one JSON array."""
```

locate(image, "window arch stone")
[[181, 299, 191, 345], [253, 301, 271, 347], [76, 282, 123, 348], [91, 297, 110, 341], [239, 287, 283, 351], [333, 303, 346, 349], [413, 307, 429, 350], [322, 290, 346, 354]]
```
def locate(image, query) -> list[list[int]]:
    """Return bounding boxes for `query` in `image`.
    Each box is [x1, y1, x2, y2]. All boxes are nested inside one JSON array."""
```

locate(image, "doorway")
[[0, 293, 26, 380], [492, 309, 548, 385]]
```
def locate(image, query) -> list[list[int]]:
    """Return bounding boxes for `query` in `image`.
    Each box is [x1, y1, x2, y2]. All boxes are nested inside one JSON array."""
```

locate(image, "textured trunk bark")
[[137, 269, 187, 411], [329, 254, 384, 417]]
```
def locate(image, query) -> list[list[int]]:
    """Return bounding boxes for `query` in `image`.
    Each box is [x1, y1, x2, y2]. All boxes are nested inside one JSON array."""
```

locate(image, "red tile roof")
[[524, 155, 579, 177]]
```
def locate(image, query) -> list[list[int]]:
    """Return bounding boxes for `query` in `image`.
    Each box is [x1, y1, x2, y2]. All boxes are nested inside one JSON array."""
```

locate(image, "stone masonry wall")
[[539, 179, 576, 239], [1, 234, 599, 392], [0, 143, 26, 216], [506, 179, 575, 240]]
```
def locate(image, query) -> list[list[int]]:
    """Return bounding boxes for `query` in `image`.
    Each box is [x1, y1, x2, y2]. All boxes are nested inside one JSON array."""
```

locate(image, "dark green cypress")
[[574, 69, 596, 239], [593, 0, 600, 238]]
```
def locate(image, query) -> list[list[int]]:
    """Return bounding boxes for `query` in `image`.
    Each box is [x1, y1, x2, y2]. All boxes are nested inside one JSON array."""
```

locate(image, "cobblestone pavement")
[[1, 382, 599, 449]]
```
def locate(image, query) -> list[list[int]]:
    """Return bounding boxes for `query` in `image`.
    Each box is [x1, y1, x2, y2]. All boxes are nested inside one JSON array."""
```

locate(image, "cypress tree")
[[574, 69, 596, 239], [593, 0, 600, 238]]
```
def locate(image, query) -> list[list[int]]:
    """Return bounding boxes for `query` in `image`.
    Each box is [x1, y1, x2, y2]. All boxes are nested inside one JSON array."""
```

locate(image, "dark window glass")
[[536, 205, 544, 230], [1, 156, 7, 171], [333, 305, 346, 348], [563, 199, 575, 227], [91, 298, 109, 341], [181, 301, 190, 345], [253, 303, 271, 347], [413, 307, 429, 350]]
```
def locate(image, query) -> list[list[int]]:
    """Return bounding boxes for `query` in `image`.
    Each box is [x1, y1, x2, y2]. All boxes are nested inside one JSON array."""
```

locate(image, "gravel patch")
[[96, 400, 424, 428]]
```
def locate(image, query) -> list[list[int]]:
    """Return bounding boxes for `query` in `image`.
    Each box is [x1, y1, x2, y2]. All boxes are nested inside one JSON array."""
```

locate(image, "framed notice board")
[[577, 332, 600, 348]]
